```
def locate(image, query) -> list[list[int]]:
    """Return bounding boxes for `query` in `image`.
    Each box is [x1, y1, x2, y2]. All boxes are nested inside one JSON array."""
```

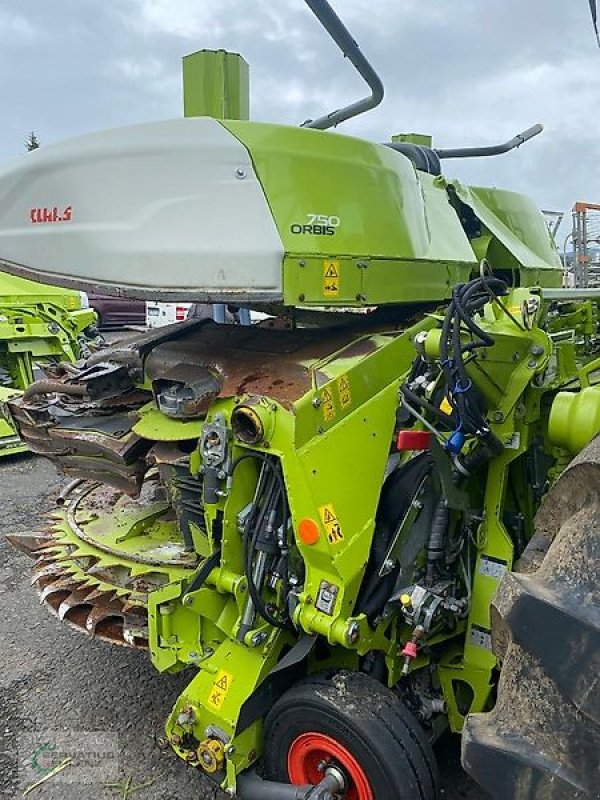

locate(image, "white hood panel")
[[0, 118, 284, 301]]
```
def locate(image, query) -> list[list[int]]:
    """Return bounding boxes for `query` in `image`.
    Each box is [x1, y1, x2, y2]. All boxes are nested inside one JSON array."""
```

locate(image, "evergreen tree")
[[25, 132, 40, 151]]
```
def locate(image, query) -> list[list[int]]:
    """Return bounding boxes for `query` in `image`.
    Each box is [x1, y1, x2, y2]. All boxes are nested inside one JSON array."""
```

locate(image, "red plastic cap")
[[397, 430, 432, 451], [401, 641, 419, 660]]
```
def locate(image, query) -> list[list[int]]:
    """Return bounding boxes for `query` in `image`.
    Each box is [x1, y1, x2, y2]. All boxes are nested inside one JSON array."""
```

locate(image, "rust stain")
[[145, 322, 371, 408]]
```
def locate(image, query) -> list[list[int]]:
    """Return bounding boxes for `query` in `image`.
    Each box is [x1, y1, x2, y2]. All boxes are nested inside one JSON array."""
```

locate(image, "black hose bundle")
[[439, 275, 508, 437], [231, 452, 290, 630]]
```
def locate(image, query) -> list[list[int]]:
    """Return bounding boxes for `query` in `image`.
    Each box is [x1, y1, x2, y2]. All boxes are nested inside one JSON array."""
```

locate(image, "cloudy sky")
[[1, 0, 599, 239]]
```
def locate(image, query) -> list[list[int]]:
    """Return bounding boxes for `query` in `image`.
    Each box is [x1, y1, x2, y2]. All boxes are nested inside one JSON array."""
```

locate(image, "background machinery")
[[0, 271, 99, 455], [0, 1, 599, 798]]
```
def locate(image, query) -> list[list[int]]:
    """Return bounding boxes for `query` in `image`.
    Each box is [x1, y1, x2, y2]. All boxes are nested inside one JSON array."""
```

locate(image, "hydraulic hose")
[[400, 384, 455, 429], [426, 500, 449, 585], [232, 453, 290, 630], [22, 379, 86, 401], [439, 276, 508, 436]]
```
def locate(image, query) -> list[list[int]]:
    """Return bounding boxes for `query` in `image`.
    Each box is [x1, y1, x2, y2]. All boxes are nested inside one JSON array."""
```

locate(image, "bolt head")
[[235, 167, 247, 179], [177, 709, 195, 726], [346, 622, 360, 644]]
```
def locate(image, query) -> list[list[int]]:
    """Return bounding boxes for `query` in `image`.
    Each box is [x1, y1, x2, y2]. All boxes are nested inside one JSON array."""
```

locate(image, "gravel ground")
[[0, 450, 486, 798]]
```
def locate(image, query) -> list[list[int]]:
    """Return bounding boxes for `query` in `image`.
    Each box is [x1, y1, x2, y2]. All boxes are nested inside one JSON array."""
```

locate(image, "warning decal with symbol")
[[323, 260, 340, 297], [207, 670, 233, 711], [321, 386, 336, 422], [337, 374, 352, 409], [319, 503, 345, 546]]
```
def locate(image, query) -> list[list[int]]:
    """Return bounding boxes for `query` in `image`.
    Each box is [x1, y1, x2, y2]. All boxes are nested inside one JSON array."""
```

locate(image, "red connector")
[[397, 430, 432, 451]]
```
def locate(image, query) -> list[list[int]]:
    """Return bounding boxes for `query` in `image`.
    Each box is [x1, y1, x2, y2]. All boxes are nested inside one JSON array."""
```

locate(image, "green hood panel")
[[222, 120, 476, 265], [452, 182, 562, 278]]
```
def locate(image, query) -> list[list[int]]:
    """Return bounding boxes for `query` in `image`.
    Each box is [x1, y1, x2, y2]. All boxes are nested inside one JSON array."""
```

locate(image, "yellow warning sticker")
[[321, 386, 336, 422], [207, 670, 233, 711], [319, 503, 345, 546], [323, 260, 340, 297], [439, 396, 452, 415], [337, 374, 352, 409]]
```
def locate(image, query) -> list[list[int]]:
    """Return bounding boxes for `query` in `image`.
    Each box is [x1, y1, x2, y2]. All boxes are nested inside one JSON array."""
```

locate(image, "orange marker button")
[[298, 518, 320, 546]]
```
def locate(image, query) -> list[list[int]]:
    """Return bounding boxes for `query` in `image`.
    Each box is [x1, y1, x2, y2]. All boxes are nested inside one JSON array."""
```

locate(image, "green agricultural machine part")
[[1, 2, 599, 799], [0, 271, 99, 456]]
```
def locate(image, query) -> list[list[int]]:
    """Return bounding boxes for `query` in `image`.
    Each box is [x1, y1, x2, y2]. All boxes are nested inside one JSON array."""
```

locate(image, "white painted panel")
[[0, 118, 284, 301]]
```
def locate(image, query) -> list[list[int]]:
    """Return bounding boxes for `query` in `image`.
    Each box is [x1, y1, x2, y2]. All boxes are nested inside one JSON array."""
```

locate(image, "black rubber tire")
[[263, 670, 440, 800], [462, 436, 600, 799]]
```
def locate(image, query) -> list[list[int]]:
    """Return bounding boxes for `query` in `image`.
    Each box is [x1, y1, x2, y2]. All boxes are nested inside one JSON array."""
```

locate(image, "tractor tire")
[[462, 436, 600, 799], [263, 670, 440, 800]]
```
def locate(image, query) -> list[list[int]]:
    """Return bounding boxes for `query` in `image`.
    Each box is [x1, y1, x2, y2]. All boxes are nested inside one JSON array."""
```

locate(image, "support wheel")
[[263, 670, 440, 800]]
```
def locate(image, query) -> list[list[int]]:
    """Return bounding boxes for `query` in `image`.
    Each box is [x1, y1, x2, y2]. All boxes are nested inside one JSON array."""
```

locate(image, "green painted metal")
[[5, 35, 597, 800], [219, 120, 563, 306], [392, 133, 433, 147], [9, 208, 600, 793], [133, 402, 205, 441], [549, 386, 600, 453], [0, 386, 27, 455], [0, 271, 97, 454], [17, 284, 590, 789], [450, 182, 563, 282], [183, 50, 249, 120], [0, 271, 88, 309], [137, 286, 600, 784], [223, 120, 477, 263]]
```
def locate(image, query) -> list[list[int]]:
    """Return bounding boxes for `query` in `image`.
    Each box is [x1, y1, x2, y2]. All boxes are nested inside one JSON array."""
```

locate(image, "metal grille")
[[570, 202, 600, 287]]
